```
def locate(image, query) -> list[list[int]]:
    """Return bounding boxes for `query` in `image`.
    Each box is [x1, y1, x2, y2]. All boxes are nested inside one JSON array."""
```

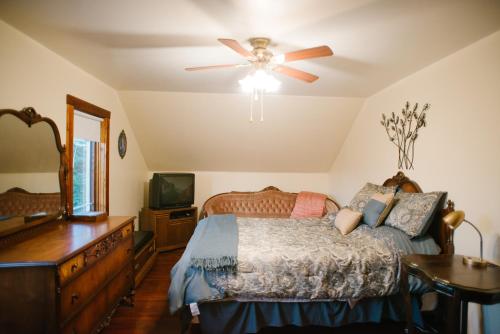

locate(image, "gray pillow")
[[384, 191, 446, 238], [349, 183, 397, 213]]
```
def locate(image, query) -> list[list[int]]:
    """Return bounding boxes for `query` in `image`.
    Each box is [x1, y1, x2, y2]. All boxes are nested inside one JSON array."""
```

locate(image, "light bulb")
[[239, 70, 281, 93]]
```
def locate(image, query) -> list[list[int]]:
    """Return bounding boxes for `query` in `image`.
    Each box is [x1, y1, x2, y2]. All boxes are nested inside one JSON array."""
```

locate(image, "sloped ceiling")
[[1, 1, 499, 172]]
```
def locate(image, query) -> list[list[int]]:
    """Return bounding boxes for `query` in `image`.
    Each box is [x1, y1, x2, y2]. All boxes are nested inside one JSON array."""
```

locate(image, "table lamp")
[[443, 210, 488, 268]]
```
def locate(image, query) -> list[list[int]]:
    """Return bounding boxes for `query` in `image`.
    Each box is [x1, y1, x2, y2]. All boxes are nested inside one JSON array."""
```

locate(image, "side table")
[[401, 254, 500, 334]]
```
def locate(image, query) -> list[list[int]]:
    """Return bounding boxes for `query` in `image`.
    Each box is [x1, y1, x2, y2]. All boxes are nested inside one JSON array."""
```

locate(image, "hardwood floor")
[[104, 249, 184, 334], [104, 250, 405, 334]]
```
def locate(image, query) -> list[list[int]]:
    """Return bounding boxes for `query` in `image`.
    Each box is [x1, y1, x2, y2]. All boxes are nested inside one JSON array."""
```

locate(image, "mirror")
[[0, 108, 66, 236]]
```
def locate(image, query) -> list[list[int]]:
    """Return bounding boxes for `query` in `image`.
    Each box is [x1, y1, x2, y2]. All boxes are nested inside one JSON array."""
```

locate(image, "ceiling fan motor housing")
[[249, 37, 273, 64]]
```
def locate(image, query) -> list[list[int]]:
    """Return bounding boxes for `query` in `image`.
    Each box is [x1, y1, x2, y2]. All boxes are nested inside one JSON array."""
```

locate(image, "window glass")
[[73, 139, 96, 214]]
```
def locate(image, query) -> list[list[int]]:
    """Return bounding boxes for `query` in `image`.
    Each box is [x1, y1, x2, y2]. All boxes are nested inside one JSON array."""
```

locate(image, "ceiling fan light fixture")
[[238, 69, 281, 93], [186, 37, 332, 122], [272, 54, 285, 64], [239, 69, 281, 122]]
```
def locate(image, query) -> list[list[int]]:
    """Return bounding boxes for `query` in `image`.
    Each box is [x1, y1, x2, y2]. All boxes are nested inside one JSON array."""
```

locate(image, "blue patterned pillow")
[[362, 193, 395, 227], [384, 191, 446, 238], [349, 183, 397, 213]]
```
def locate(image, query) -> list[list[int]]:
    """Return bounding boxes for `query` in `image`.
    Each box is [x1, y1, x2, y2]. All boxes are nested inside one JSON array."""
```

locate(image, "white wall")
[[120, 90, 364, 173], [144, 171, 330, 212], [329, 31, 500, 333], [0, 173, 59, 193], [0, 20, 148, 219]]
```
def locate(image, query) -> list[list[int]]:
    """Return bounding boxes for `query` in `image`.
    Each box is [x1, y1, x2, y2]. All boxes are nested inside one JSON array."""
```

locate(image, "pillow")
[[291, 191, 326, 218], [384, 191, 446, 238], [349, 183, 397, 213], [334, 208, 363, 235], [362, 193, 396, 227]]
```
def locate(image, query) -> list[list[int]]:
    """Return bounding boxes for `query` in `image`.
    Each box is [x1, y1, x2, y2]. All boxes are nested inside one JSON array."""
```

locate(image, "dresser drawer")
[[60, 236, 133, 321], [120, 223, 133, 239], [58, 222, 133, 285], [59, 253, 86, 284], [62, 264, 133, 334], [83, 223, 133, 268]]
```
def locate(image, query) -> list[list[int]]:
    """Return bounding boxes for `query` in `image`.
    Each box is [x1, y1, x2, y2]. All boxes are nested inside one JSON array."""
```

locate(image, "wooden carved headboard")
[[383, 171, 454, 255], [199, 186, 340, 220]]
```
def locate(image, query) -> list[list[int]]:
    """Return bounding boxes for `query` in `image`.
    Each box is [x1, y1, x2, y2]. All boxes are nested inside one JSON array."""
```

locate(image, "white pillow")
[[334, 208, 362, 235]]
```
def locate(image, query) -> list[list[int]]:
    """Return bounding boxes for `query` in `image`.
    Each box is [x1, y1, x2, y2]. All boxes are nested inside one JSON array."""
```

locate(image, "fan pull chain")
[[248, 89, 266, 122], [249, 91, 254, 122], [260, 89, 264, 122]]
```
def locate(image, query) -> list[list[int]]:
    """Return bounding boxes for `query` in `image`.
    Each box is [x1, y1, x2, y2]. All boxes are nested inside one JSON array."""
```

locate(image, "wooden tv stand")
[[140, 206, 197, 251]]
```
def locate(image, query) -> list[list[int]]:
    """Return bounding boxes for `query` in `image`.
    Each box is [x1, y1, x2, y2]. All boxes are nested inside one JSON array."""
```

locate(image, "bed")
[[0, 187, 61, 237], [169, 172, 454, 333], [0, 187, 61, 217]]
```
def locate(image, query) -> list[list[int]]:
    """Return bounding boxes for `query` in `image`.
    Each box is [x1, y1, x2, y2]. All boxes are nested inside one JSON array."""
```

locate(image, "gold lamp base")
[[463, 256, 488, 268]]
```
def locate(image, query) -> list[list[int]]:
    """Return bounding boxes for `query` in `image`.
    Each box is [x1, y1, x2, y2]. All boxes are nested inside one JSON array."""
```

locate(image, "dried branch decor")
[[380, 102, 430, 170]]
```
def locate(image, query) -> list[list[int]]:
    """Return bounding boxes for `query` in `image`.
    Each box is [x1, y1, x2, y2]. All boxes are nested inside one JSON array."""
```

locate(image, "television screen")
[[149, 173, 194, 209]]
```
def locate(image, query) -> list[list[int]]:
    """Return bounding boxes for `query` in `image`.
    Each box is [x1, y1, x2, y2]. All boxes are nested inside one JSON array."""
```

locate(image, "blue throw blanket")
[[168, 214, 238, 314]]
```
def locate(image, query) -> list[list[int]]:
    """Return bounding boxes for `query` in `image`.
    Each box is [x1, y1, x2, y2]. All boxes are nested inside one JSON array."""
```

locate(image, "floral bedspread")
[[213, 217, 404, 301]]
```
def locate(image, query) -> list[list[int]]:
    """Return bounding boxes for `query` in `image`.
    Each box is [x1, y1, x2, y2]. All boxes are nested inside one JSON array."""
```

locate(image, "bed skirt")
[[190, 294, 423, 334]]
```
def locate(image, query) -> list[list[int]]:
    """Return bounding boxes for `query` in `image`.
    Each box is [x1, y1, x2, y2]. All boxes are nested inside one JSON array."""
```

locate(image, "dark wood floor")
[[104, 249, 184, 334], [104, 250, 405, 334]]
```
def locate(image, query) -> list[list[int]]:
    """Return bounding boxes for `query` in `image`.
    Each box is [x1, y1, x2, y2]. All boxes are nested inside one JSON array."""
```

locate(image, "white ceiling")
[[1, 0, 499, 97]]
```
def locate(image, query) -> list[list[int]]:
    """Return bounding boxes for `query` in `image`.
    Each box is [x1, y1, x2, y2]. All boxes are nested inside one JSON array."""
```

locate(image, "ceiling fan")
[[185, 38, 333, 83]]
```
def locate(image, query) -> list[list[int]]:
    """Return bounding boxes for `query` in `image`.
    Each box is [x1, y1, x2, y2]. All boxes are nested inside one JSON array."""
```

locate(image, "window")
[[73, 138, 95, 213], [66, 95, 110, 217]]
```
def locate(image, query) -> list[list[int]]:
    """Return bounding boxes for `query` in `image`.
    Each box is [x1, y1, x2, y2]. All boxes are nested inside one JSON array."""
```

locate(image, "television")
[[149, 173, 195, 209]]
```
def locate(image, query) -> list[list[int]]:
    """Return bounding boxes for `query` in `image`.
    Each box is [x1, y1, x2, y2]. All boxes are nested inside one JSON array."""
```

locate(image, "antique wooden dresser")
[[0, 107, 135, 333], [0, 217, 134, 333]]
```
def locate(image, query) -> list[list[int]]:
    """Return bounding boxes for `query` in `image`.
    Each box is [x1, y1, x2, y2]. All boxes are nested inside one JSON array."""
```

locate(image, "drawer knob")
[[148, 246, 154, 253], [134, 263, 139, 270], [71, 293, 79, 304], [71, 263, 78, 272]]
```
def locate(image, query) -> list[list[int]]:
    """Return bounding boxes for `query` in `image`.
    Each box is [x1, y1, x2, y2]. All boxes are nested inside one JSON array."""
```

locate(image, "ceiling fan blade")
[[218, 38, 254, 59], [273, 65, 319, 83], [185, 64, 246, 71], [282, 45, 333, 62]]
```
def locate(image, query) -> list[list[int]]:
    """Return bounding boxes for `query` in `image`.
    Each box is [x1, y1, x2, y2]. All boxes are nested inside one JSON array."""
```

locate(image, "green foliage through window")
[[73, 139, 95, 214]]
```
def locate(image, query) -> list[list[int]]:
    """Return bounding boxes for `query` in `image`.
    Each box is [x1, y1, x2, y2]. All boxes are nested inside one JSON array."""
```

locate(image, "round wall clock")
[[118, 130, 127, 159]]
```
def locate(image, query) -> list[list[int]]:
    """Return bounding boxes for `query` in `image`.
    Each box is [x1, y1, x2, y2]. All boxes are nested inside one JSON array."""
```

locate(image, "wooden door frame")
[[66, 94, 110, 216]]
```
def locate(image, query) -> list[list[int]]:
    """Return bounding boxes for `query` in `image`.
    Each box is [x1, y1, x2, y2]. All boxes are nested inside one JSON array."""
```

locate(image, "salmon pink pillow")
[[290, 191, 327, 218]]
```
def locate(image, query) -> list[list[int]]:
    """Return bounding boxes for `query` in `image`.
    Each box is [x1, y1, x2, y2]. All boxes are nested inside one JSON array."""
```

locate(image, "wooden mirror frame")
[[0, 107, 67, 219]]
